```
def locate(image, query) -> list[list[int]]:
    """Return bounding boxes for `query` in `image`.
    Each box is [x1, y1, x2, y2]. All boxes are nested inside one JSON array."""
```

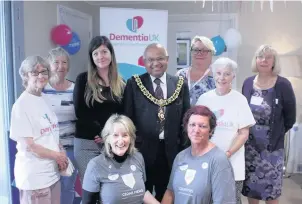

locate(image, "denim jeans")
[[61, 146, 78, 204]]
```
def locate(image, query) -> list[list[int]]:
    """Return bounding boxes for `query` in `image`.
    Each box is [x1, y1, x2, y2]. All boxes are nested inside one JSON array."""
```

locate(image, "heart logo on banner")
[[126, 16, 144, 33], [184, 169, 196, 185], [122, 173, 136, 189]]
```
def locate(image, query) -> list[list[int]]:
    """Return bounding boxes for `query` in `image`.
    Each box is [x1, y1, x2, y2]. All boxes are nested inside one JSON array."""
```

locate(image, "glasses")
[[145, 57, 167, 64], [30, 70, 49, 76], [191, 48, 211, 55], [257, 55, 274, 61]]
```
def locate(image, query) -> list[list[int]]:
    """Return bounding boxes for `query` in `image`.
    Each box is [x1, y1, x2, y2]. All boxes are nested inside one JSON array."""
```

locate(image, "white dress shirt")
[[150, 73, 167, 139]]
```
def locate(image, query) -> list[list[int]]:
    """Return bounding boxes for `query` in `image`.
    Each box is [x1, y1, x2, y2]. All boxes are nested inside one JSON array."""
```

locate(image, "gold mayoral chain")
[[133, 75, 184, 122]]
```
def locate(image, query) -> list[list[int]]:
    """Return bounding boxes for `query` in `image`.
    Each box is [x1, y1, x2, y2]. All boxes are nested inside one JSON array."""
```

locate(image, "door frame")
[[57, 4, 93, 42]]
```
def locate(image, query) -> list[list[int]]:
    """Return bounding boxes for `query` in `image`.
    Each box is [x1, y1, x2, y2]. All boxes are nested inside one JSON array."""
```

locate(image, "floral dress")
[[242, 87, 284, 201], [176, 67, 215, 106]]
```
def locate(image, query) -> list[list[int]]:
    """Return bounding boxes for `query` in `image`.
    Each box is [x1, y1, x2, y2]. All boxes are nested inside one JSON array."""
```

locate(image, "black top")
[[73, 72, 123, 140]]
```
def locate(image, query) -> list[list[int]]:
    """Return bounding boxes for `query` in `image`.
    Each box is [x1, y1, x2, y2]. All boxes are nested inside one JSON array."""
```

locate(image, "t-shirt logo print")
[[184, 169, 196, 185], [43, 114, 52, 124], [179, 164, 188, 171], [201, 162, 209, 169], [130, 165, 136, 171], [122, 173, 136, 189], [108, 173, 119, 181], [213, 109, 224, 119]]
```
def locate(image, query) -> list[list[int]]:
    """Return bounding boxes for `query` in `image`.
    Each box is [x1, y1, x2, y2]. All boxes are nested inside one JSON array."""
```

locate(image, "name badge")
[[250, 96, 263, 106]]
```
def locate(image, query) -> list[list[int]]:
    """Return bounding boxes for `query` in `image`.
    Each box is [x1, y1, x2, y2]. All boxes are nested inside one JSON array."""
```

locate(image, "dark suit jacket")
[[123, 73, 190, 168]]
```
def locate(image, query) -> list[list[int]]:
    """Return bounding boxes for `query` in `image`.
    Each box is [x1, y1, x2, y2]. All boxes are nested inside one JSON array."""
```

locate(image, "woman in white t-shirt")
[[10, 56, 68, 204], [196, 57, 256, 204]]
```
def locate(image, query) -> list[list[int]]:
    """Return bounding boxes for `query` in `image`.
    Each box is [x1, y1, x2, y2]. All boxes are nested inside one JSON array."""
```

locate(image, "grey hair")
[[19, 55, 50, 88], [143, 43, 169, 59], [47, 47, 70, 70], [191, 36, 216, 55], [251, 44, 281, 75], [101, 114, 137, 158], [211, 57, 238, 77]]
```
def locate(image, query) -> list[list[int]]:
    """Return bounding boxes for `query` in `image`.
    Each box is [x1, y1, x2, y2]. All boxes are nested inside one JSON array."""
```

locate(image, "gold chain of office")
[[133, 74, 184, 121]]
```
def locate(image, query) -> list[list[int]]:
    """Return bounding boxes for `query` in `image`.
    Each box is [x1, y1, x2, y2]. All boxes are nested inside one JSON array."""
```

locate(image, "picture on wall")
[[176, 39, 191, 69]]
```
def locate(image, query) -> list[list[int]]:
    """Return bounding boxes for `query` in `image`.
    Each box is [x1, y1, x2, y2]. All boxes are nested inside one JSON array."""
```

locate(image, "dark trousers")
[[145, 140, 171, 202]]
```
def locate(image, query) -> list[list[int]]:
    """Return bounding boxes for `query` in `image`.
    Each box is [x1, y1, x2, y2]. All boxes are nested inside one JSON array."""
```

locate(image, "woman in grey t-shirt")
[[82, 114, 159, 204], [162, 106, 236, 204]]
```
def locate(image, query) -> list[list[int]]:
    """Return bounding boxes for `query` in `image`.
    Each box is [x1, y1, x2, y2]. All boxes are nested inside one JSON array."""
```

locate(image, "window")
[[0, 1, 13, 203]]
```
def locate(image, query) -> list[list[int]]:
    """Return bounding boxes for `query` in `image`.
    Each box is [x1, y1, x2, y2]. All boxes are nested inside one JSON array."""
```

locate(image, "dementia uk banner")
[[99, 7, 168, 80]]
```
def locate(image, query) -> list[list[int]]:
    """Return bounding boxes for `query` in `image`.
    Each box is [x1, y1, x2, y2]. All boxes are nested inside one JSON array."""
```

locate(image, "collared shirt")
[[149, 73, 167, 139], [149, 72, 167, 99]]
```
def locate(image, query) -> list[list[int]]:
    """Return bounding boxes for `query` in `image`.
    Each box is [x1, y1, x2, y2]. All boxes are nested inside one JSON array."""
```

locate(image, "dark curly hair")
[[182, 105, 217, 145]]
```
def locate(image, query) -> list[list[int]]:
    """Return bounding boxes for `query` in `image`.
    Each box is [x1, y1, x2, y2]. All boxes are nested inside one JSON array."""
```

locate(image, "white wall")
[[237, 1, 302, 88], [168, 14, 236, 78], [23, 1, 99, 74], [88, 1, 302, 89], [23, 1, 302, 89]]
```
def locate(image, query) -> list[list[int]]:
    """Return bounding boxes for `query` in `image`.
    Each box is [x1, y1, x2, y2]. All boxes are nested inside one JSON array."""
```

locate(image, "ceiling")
[[84, 1, 243, 14]]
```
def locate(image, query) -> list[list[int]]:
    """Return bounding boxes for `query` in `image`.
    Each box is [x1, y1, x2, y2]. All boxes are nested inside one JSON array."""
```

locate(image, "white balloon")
[[223, 28, 242, 50]]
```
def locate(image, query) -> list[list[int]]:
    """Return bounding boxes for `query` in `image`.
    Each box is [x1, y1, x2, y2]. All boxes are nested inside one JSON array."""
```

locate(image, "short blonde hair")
[[211, 57, 238, 77], [101, 114, 137, 158], [19, 56, 50, 88], [47, 47, 70, 71], [191, 36, 216, 55], [251, 45, 281, 75]]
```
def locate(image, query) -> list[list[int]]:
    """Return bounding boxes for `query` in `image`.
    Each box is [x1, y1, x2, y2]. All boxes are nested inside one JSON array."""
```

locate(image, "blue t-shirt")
[[83, 151, 146, 204]]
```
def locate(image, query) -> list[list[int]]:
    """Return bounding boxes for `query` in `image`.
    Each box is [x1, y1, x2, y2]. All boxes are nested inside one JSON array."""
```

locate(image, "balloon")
[[211, 35, 226, 56], [223, 28, 242, 50], [61, 32, 81, 55], [138, 56, 144, 66], [51, 24, 72, 46]]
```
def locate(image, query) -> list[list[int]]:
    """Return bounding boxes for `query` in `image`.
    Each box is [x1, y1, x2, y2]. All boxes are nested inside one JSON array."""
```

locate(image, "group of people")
[[10, 34, 296, 204]]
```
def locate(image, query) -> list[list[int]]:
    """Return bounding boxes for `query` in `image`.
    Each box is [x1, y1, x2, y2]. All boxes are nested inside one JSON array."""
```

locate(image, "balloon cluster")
[[211, 28, 242, 56], [50, 24, 81, 55]]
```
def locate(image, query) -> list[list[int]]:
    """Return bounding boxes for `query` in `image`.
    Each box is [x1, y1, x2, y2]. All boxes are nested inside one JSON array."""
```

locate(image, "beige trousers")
[[19, 180, 60, 204]]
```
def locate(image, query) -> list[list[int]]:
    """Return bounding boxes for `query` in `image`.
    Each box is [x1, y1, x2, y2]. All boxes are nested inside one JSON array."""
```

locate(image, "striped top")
[[42, 82, 76, 146]]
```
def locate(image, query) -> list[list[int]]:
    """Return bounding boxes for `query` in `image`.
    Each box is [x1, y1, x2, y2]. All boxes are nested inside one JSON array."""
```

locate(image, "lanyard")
[[186, 67, 210, 90]]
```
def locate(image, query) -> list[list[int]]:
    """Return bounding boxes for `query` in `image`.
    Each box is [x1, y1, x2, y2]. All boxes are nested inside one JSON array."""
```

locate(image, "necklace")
[[254, 75, 277, 89], [133, 75, 184, 121]]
